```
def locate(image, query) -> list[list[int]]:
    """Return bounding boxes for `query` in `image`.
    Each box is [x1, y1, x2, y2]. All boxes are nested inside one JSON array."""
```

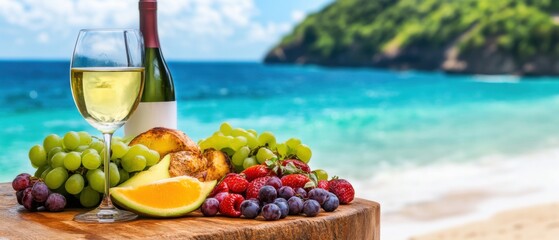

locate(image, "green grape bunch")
[[198, 123, 313, 172], [28, 131, 160, 208]]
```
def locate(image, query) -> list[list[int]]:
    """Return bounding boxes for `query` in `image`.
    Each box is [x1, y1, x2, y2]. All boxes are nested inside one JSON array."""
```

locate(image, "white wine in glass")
[[70, 29, 144, 223]]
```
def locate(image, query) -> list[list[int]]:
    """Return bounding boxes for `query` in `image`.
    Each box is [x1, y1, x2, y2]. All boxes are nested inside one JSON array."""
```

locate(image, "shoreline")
[[411, 201, 559, 240], [351, 147, 559, 240]]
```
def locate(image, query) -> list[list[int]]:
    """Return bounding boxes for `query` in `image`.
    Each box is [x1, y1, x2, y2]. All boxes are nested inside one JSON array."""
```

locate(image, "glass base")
[[74, 206, 137, 223]]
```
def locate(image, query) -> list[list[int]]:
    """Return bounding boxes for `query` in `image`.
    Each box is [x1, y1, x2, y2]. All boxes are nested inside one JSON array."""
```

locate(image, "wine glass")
[[70, 29, 144, 223]]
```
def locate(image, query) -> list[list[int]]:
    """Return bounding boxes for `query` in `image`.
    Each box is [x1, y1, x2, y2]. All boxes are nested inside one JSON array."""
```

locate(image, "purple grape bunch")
[[12, 173, 66, 212]]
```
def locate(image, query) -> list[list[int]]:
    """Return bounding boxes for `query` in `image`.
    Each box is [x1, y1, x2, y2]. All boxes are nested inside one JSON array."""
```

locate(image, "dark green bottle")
[[125, 0, 177, 137]]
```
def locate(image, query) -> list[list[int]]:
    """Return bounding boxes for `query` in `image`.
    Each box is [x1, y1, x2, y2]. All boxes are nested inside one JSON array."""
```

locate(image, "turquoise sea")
[[3, 61, 559, 183]]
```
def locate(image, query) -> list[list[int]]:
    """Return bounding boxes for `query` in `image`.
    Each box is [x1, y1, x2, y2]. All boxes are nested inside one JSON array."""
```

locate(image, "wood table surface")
[[0, 183, 380, 240]]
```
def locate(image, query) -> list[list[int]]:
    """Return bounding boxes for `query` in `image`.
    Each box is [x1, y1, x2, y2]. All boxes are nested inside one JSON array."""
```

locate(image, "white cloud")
[[0, 0, 309, 59], [0, 0, 256, 38], [37, 33, 49, 43], [0, 0, 136, 31], [291, 10, 306, 22], [247, 22, 291, 43]]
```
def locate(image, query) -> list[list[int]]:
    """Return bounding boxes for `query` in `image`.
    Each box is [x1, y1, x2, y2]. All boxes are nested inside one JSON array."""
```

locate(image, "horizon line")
[[0, 58, 263, 63]]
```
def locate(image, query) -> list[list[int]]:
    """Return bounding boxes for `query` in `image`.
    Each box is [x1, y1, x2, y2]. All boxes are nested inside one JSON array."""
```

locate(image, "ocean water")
[[3, 61, 559, 185]]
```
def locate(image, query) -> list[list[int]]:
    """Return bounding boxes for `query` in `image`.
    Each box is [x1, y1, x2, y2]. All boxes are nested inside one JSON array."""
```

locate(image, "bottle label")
[[124, 101, 177, 137]]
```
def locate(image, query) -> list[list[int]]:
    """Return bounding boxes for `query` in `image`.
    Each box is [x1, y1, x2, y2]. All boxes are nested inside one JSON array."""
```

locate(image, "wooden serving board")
[[0, 183, 380, 240]]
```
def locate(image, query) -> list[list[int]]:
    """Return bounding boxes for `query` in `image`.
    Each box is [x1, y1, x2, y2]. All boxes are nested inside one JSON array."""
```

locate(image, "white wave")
[[472, 75, 520, 83], [351, 149, 559, 240], [43, 119, 86, 128]]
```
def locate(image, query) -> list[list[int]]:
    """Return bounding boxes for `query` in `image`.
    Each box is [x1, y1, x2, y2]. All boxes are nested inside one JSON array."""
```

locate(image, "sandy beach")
[[352, 148, 559, 240], [411, 202, 559, 240]]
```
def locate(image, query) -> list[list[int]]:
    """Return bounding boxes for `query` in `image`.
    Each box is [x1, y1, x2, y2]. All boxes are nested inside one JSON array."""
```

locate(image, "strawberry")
[[281, 159, 311, 173], [246, 176, 272, 199], [317, 180, 329, 190], [328, 178, 355, 204], [242, 165, 273, 182], [281, 174, 310, 189], [218, 193, 244, 217], [209, 181, 229, 197], [221, 173, 249, 194]]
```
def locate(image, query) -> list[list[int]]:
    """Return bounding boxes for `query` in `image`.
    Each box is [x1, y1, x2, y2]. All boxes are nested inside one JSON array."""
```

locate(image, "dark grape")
[[214, 192, 229, 203], [262, 203, 281, 221], [17, 173, 32, 179], [16, 190, 24, 205], [322, 194, 339, 212], [240, 200, 260, 219], [247, 198, 260, 205], [22, 188, 37, 211], [45, 193, 66, 212], [278, 186, 294, 200], [308, 188, 329, 205], [274, 198, 287, 205], [295, 188, 307, 198], [201, 198, 220, 217], [12, 174, 31, 191], [287, 196, 304, 215], [303, 199, 320, 217], [31, 182, 50, 203], [274, 201, 288, 219], [258, 185, 277, 203], [265, 176, 282, 190]]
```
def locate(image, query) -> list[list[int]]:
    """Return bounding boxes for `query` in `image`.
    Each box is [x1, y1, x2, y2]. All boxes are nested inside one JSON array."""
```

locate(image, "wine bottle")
[[125, 0, 177, 137]]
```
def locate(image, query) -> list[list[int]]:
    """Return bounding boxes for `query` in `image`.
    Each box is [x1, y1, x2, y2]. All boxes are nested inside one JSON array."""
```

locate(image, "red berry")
[[242, 165, 273, 182], [328, 179, 355, 204], [281, 159, 311, 173], [219, 193, 244, 217], [209, 181, 229, 197], [281, 174, 310, 189], [221, 174, 249, 194], [317, 180, 329, 190], [246, 176, 272, 199]]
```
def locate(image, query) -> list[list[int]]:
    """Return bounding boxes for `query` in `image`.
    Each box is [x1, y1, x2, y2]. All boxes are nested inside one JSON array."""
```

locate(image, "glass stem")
[[100, 132, 114, 209]]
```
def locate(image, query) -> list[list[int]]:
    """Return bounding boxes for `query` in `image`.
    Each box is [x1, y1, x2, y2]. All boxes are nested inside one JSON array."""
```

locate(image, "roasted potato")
[[203, 149, 233, 181], [129, 127, 201, 158], [168, 151, 207, 180], [129, 127, 231, 182]]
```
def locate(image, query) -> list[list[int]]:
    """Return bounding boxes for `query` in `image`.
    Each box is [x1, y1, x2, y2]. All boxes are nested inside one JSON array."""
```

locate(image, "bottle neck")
[[139, 1, 159, 48]]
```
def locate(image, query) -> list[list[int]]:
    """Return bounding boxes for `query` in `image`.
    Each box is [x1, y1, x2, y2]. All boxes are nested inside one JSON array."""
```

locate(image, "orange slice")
[[110, 176, 216, 217]]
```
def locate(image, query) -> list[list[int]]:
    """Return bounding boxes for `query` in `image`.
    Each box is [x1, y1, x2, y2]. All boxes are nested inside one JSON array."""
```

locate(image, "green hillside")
[[264, 0, 559, 75]]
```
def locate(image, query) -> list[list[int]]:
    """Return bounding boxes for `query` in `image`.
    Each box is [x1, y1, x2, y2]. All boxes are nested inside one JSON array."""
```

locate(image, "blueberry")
[[274, 198, 287, 205], [262, 203, 281, 221], [278, 186, 294, 199], [247, 198, 260, 205], [265, 176, 282, 190], [322, 194, 339, 212], [240, 200, 260, 219], [287, 196, 304, 215], [295, 188, 307, 198], [303, 199, 320, 217], [274, 201, 288, 219], [308, 188, 328, 205], [201, 198, 220, 217], [258, 185, 277, 203]]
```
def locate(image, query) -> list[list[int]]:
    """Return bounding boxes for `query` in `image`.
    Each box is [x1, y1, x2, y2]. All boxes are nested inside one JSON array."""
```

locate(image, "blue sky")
[[0, 0, 331, 61]]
